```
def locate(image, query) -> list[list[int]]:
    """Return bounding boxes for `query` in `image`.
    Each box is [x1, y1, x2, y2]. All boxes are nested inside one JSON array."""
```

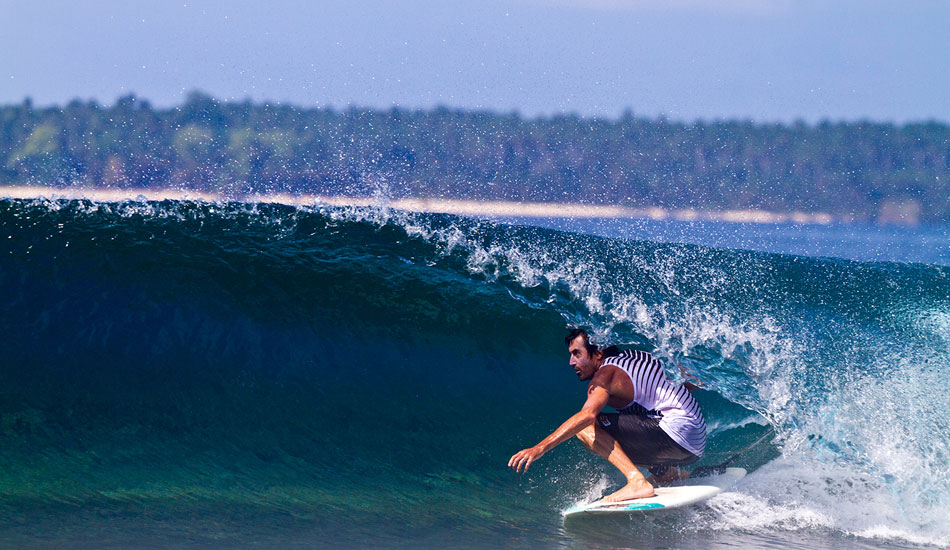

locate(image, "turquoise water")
[[0, 197, 947, 548]]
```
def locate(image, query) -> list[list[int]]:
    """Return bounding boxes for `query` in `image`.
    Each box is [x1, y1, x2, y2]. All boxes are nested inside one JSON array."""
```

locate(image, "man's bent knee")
[[576, 424, 596, 448]]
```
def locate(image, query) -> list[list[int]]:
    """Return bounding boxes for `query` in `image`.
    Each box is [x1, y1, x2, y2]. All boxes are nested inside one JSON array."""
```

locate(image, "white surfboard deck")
[[563, 467, 746, 517]]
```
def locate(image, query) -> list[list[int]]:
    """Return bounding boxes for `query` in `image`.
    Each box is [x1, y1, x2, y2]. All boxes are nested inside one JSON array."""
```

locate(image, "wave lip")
[[0, 185, 839, 223]]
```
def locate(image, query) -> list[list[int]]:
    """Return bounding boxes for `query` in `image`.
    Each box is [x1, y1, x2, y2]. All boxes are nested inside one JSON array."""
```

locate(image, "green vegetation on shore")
[[2, 92, 948, 223]]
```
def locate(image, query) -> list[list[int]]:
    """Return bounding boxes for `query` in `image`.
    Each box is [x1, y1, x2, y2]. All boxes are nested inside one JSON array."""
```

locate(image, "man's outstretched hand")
[[508, 446, 545, 472]]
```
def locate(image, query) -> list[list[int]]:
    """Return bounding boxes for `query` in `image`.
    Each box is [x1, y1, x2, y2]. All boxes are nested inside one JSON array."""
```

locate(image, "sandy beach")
[[0, 185, 837, 225]]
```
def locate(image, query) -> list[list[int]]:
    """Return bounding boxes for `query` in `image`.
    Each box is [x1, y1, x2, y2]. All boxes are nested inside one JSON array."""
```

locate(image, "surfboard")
[[563, 467, 746, 517]]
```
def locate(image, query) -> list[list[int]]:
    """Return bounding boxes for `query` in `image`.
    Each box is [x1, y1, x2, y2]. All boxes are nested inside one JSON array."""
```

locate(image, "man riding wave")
[[508, 329, 705, 503]]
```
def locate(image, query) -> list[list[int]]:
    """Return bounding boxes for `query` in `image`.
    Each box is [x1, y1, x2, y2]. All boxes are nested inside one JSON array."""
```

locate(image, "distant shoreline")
[[0, 185, 843, 225]]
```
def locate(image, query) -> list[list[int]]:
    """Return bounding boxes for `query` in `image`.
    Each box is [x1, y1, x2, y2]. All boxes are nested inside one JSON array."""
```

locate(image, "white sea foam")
[[696, 457, 950, 548], [560, 473, 614, 512]]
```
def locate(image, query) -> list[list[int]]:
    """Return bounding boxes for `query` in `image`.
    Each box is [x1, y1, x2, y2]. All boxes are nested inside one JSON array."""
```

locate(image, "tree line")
[[2, 92, 948, 223]]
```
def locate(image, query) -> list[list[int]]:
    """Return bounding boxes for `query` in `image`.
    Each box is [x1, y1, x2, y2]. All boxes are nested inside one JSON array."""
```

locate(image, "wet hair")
[[565, 328, 597, 357], [565, 328, 621, 358]]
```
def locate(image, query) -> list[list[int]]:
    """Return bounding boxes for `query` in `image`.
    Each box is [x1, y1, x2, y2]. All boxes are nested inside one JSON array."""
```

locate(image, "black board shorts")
[[596, 411, 699, 474]]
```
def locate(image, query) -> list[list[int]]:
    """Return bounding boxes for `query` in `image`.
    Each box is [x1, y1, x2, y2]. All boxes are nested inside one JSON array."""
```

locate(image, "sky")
[[2, 0, 948, 123]]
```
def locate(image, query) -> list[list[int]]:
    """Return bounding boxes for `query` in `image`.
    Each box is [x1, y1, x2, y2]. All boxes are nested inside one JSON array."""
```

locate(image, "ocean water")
[[491, 216, 950, 267], [1, 196, 948, 549]]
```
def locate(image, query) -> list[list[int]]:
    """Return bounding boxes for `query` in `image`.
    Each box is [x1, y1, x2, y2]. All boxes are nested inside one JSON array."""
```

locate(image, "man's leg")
[[576, 423, 655, 502], [647, 465, 690, 486]]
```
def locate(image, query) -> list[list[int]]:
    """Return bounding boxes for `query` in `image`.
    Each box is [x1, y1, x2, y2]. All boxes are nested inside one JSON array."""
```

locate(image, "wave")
[[0, 196, 947, 547]]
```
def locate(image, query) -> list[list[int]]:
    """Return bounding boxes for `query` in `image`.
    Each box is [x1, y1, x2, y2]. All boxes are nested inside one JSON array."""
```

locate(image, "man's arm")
[[508, 380, 611, 473]]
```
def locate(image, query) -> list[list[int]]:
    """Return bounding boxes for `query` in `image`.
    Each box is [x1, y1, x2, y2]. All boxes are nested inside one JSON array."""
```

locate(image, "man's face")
[[569, 336, 600, 381]]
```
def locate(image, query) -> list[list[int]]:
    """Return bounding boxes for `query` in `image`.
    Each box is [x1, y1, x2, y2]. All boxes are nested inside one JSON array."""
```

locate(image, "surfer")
[[508, 328, 706, 503]]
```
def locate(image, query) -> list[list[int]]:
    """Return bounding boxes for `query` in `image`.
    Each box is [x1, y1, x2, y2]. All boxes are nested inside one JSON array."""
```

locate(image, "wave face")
[[1, 197, 947, 547]]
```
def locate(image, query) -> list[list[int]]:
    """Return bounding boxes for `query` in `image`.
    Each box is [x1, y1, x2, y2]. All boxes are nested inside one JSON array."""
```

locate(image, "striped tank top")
[[601, 349, 706, 457]]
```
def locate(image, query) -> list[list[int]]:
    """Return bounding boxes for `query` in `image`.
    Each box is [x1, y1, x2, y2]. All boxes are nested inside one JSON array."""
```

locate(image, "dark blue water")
[[1, 197, 947, 549]]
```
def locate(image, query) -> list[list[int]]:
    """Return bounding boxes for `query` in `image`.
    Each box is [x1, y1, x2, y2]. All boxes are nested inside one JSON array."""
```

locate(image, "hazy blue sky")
[[3, 0, 948, 122]]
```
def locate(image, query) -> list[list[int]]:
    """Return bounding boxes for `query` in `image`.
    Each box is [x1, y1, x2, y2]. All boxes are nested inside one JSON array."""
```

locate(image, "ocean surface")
[[1, 196, 948, 549], [492, 216, 950, 267]]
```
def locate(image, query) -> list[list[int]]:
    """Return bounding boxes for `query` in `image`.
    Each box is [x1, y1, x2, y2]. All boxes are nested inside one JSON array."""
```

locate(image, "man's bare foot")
[[596, 478, 655, 504]]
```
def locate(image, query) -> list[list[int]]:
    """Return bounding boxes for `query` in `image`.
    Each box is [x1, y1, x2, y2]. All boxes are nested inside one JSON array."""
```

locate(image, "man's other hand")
[[508, 446, 545, 472]]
